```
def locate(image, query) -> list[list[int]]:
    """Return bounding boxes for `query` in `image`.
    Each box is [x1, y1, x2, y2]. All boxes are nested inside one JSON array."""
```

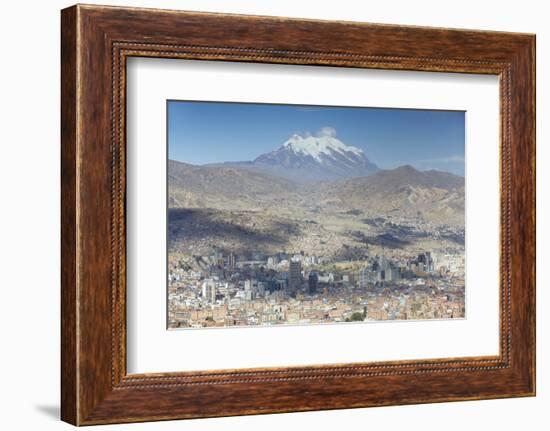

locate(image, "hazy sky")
[[168, 100, 465, 175]]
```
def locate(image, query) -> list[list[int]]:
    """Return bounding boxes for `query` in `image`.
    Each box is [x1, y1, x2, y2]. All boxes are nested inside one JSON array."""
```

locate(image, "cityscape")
[[167, 101, 465, 329], [168, 247, 464, 328]]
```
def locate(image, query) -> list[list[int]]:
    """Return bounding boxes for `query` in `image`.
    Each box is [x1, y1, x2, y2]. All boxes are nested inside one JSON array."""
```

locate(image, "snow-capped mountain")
[[239, 130, 379, 183], [281, 133, 364, 162]]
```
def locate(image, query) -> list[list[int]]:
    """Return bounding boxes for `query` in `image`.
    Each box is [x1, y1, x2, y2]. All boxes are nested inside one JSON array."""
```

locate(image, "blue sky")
[[168, 100, 465, 175]]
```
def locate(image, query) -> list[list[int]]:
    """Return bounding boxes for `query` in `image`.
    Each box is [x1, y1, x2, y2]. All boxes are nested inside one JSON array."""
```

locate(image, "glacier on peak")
[[282, 132, 364, 163]]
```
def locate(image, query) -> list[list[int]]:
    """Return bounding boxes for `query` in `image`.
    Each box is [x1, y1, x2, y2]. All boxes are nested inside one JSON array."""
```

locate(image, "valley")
[[167, 131, 465, 328]]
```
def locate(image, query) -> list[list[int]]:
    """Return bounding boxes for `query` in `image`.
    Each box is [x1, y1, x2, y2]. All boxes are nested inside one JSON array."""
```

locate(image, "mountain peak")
[[282, 133, 363, 163], [211, 128, 379, 183], [244, 129, 380, 183], [249, 130, 378, 183]]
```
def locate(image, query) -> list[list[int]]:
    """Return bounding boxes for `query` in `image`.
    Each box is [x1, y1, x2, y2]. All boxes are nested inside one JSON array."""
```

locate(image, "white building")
[[201, 279, 216, 303]]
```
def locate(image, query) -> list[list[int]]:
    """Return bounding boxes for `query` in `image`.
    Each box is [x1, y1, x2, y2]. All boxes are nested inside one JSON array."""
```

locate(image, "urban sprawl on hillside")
[[168, 246, 464, 328]]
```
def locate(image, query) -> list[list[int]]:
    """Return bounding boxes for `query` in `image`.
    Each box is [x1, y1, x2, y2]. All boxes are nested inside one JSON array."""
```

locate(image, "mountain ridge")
[[314, 164, 465, 225], [169, 158, 464, 225], [168, 159, 298, 209]]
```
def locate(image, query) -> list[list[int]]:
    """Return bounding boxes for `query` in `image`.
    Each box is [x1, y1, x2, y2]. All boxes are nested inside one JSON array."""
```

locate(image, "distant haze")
[[168, 101, 465, 176]]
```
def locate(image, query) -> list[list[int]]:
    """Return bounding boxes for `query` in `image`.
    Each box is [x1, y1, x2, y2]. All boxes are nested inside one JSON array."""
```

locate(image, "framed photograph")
[[61, 4, 536, 425]]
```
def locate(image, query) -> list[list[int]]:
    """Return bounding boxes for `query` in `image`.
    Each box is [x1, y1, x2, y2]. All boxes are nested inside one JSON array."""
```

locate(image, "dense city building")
[[288, 260, 302, 296], [168, 245, 465, 328]]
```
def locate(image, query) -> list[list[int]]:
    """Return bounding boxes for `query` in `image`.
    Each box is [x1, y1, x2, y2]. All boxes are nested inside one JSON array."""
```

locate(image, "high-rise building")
[[416, 252, 434, 273], [201, 279, 216, 303], [289, 260, 302, 294], [359, 266, 369, 288], [257, 282, 267, 297], [426, 251, 434, 273], [275, 279, 287, 292], [244, 279, 256, 301], [228, 252, 236, 269], [308, 271, 319, 294]]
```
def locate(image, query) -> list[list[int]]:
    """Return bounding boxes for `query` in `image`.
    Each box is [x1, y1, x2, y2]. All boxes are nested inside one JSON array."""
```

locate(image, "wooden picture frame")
[[61, 4, 535, 425]]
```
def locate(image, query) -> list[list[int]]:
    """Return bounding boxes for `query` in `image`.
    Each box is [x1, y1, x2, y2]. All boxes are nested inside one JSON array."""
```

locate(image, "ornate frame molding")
[[61, 5, 535, 425]]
